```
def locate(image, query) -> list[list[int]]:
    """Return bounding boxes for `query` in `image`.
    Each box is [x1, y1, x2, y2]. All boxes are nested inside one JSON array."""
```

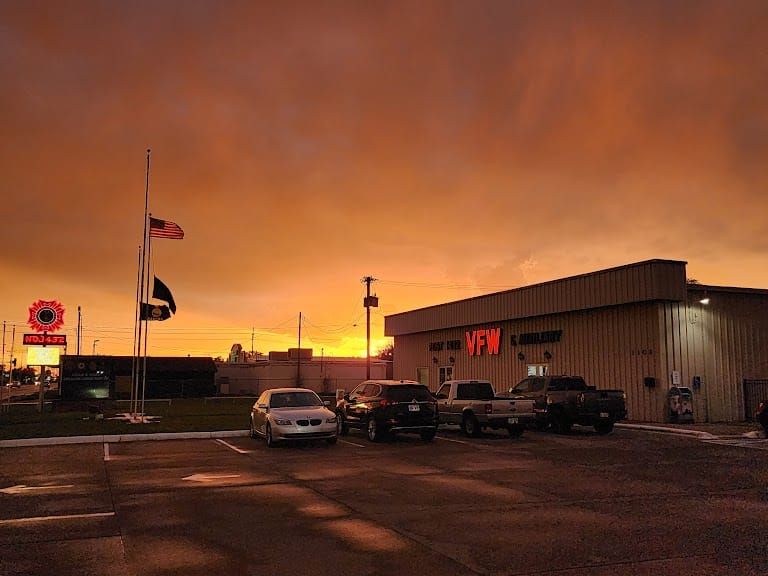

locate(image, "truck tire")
[[550, 411, 572, 434], [507, 425, 524, 438], [594, 419, 614, 435], [461, 414, 482, 437], [420, 428, 437, 442]]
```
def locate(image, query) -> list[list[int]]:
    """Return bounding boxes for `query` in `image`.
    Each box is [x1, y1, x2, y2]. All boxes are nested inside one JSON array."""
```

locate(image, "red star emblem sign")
[[28, 300, 65, 333]]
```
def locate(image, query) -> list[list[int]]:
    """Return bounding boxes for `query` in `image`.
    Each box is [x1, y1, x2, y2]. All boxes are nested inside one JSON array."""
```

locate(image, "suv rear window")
[[385, 385, 433, 402]]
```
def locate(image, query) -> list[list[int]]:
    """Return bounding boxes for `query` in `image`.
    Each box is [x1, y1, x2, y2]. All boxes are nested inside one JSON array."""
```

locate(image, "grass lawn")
[[0, 397, 255, 440]]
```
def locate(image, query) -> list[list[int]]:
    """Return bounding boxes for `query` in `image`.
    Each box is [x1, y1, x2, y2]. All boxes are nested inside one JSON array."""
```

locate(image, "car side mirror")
[[323, 400, 330, 406]]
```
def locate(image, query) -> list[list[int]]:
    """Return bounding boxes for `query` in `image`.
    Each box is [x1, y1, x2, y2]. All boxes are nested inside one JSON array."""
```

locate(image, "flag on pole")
[[153, 277, 177, 314], [140, 303, 172, 321], [149, 217, 184, 239]]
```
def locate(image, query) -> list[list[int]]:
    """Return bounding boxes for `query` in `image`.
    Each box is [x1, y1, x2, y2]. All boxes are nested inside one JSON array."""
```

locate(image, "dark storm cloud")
[[1, 0, 767, 353]]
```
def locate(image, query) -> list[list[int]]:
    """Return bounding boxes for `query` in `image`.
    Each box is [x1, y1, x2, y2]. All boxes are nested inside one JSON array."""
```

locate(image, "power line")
[[378, 278, 518, 290]]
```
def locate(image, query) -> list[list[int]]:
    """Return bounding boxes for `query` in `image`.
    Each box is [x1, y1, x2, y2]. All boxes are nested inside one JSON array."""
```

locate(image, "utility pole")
[[1, 321, 5, 412], [251, 327, 254, 358], [362, 276, 378, 379], [297, 312, 302, 386], [77, 306, 81, 355], [2, 321, 5, 388]]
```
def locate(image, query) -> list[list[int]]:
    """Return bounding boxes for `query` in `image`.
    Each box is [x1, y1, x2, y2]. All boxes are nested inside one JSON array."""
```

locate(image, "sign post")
[[26, 300, 65, 414]]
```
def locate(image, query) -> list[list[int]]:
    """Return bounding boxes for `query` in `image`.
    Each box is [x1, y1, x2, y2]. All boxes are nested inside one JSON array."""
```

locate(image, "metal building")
[[384, 259, 768, 423]]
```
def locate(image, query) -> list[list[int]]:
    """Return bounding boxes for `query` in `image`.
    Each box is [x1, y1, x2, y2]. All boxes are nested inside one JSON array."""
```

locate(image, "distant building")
[[386, 259, 768, 423], [59, 355, 216, 400], [215, 348, 391, 395]]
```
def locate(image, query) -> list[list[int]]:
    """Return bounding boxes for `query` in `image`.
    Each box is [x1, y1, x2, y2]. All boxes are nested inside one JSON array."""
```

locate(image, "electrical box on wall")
[[692, 375, 702, 390]]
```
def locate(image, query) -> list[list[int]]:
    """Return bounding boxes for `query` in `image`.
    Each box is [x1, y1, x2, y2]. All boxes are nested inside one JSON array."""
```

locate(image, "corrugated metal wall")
[[388, 260, 768, 422], [393, 291, 768, 423], [658, 290, 768, 422], [386, 260, 687, 336], [393, 302, 667, 421]]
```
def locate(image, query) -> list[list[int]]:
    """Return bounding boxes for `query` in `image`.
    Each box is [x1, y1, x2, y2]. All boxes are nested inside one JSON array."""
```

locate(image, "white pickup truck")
[[434, 379, 536, 438]]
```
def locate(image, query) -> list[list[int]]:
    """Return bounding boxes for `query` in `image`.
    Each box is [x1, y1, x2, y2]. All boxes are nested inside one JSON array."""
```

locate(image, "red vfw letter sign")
[[465, 327, 502, 356]]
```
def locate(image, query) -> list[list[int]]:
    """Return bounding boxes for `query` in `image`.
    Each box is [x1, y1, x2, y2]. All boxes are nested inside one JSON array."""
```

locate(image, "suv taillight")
[[484, 403, 493, 414], [379, 398, 391, 408]]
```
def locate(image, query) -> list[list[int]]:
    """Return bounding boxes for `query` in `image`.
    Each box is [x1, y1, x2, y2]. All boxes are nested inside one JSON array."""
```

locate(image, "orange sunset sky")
[[1, 0, 767, 361]]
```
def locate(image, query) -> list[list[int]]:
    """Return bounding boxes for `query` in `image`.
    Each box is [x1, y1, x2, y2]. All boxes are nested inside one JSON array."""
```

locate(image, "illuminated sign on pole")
[[27, 300, 65, 333], [27, 346, 61, 366], [23, 333, 67, 346]]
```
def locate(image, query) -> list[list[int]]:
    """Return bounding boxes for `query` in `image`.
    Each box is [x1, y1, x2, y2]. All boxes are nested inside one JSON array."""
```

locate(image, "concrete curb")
[[0, 430, 250, 448], [616, 423, 717, 440]]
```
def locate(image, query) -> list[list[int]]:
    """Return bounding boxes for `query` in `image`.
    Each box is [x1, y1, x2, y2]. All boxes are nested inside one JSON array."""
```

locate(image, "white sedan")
[[250, 388, 338, 447]]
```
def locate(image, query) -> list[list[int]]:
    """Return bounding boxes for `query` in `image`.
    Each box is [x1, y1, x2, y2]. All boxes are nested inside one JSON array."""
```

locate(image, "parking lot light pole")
[[92, 339, 100, 356]]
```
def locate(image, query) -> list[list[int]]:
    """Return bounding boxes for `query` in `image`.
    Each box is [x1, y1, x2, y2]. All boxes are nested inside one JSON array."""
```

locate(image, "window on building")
[[527, 364, 549, 377], [416, 367, 429, 387], [439, 366, 453, 385]]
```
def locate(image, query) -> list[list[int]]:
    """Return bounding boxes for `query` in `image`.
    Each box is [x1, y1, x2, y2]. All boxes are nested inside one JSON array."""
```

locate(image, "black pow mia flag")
[[152, 277, 177, 314], [140, 303, 171, 321]]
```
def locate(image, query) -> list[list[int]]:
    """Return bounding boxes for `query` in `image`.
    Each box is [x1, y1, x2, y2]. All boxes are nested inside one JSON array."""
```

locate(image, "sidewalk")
[[617, 421, 765, 440], [1, 422, 765, 448]]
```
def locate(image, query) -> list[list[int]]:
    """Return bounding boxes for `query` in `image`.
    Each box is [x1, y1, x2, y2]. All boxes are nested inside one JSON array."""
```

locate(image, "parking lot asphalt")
[[1, 419, 763, 447], [1, 426, 767, 576]]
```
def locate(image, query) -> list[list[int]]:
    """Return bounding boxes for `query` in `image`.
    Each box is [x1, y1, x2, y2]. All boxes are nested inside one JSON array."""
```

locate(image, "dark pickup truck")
[[507, 375, 627, 434]]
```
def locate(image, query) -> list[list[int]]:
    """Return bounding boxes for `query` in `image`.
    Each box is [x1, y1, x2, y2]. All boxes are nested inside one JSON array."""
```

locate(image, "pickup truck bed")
[[507, 375, 627, 435], [435, 379, 536, 437]]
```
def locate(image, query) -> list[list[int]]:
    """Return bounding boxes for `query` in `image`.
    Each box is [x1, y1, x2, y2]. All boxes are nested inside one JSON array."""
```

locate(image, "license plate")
[[507, 417, 518, 424], [408, 404, 420, 412], [599, 412, 609, 418]]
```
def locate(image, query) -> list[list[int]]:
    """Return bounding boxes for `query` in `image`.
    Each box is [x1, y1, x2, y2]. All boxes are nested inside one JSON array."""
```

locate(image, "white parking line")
[[338, 439, 367, 448], [436, 436, 475, 446], [0, 512, 115, 526], [702, 438, 768, 450], [215, 438, 251, 454], [104, 443, 110, 461]]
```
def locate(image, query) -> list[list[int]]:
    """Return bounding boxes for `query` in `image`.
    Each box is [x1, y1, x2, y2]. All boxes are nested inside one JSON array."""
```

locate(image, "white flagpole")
[[130, 245, 141, 417], [141, 216, 153, 420], [135, 149, 151, 420]]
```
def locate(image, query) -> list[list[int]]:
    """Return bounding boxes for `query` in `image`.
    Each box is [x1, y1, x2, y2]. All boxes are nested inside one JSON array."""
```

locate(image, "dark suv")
[[337, 380, 439, 442]]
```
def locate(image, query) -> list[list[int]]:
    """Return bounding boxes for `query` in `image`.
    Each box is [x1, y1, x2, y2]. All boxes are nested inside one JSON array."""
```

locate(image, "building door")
[[743, 379, 768, 420], [439, 366, 453, 385], [416, 367, 429, 388]]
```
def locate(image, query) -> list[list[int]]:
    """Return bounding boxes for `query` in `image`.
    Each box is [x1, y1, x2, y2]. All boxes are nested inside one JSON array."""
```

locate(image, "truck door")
[[435, 382, 454, 424]]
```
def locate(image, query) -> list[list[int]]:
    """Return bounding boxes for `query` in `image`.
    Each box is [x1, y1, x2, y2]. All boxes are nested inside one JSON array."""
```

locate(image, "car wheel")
[[367, 418, 381, 442], [266, 423, 277, 448], [337, 414, 349, 436], [550, 412, 572, 434], [420, 428, 436, 442], [326, 436, 338, 445], [249, 417, 257, 439], [461, 414, 481, 437], [507, 425, 524, 438], [594, 419, 614, 435]]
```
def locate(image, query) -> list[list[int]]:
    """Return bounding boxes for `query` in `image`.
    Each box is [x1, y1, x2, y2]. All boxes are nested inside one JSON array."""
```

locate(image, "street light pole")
[[362, 276, 378, 380], [92, 339, 100, 356]]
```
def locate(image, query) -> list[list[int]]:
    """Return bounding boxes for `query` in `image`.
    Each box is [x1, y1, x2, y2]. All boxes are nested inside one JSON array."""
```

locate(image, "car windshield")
[[270, 392, 323, 408], [386, 385, 433, 402]]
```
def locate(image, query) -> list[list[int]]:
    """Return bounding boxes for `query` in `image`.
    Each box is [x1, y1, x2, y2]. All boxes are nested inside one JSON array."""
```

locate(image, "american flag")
[[149, 217, 184, 239]]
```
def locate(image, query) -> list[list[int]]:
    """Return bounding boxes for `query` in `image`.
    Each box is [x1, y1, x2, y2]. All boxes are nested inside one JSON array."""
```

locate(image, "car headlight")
[[326, 416, 338, 423], [273, 418, 292, 425]]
